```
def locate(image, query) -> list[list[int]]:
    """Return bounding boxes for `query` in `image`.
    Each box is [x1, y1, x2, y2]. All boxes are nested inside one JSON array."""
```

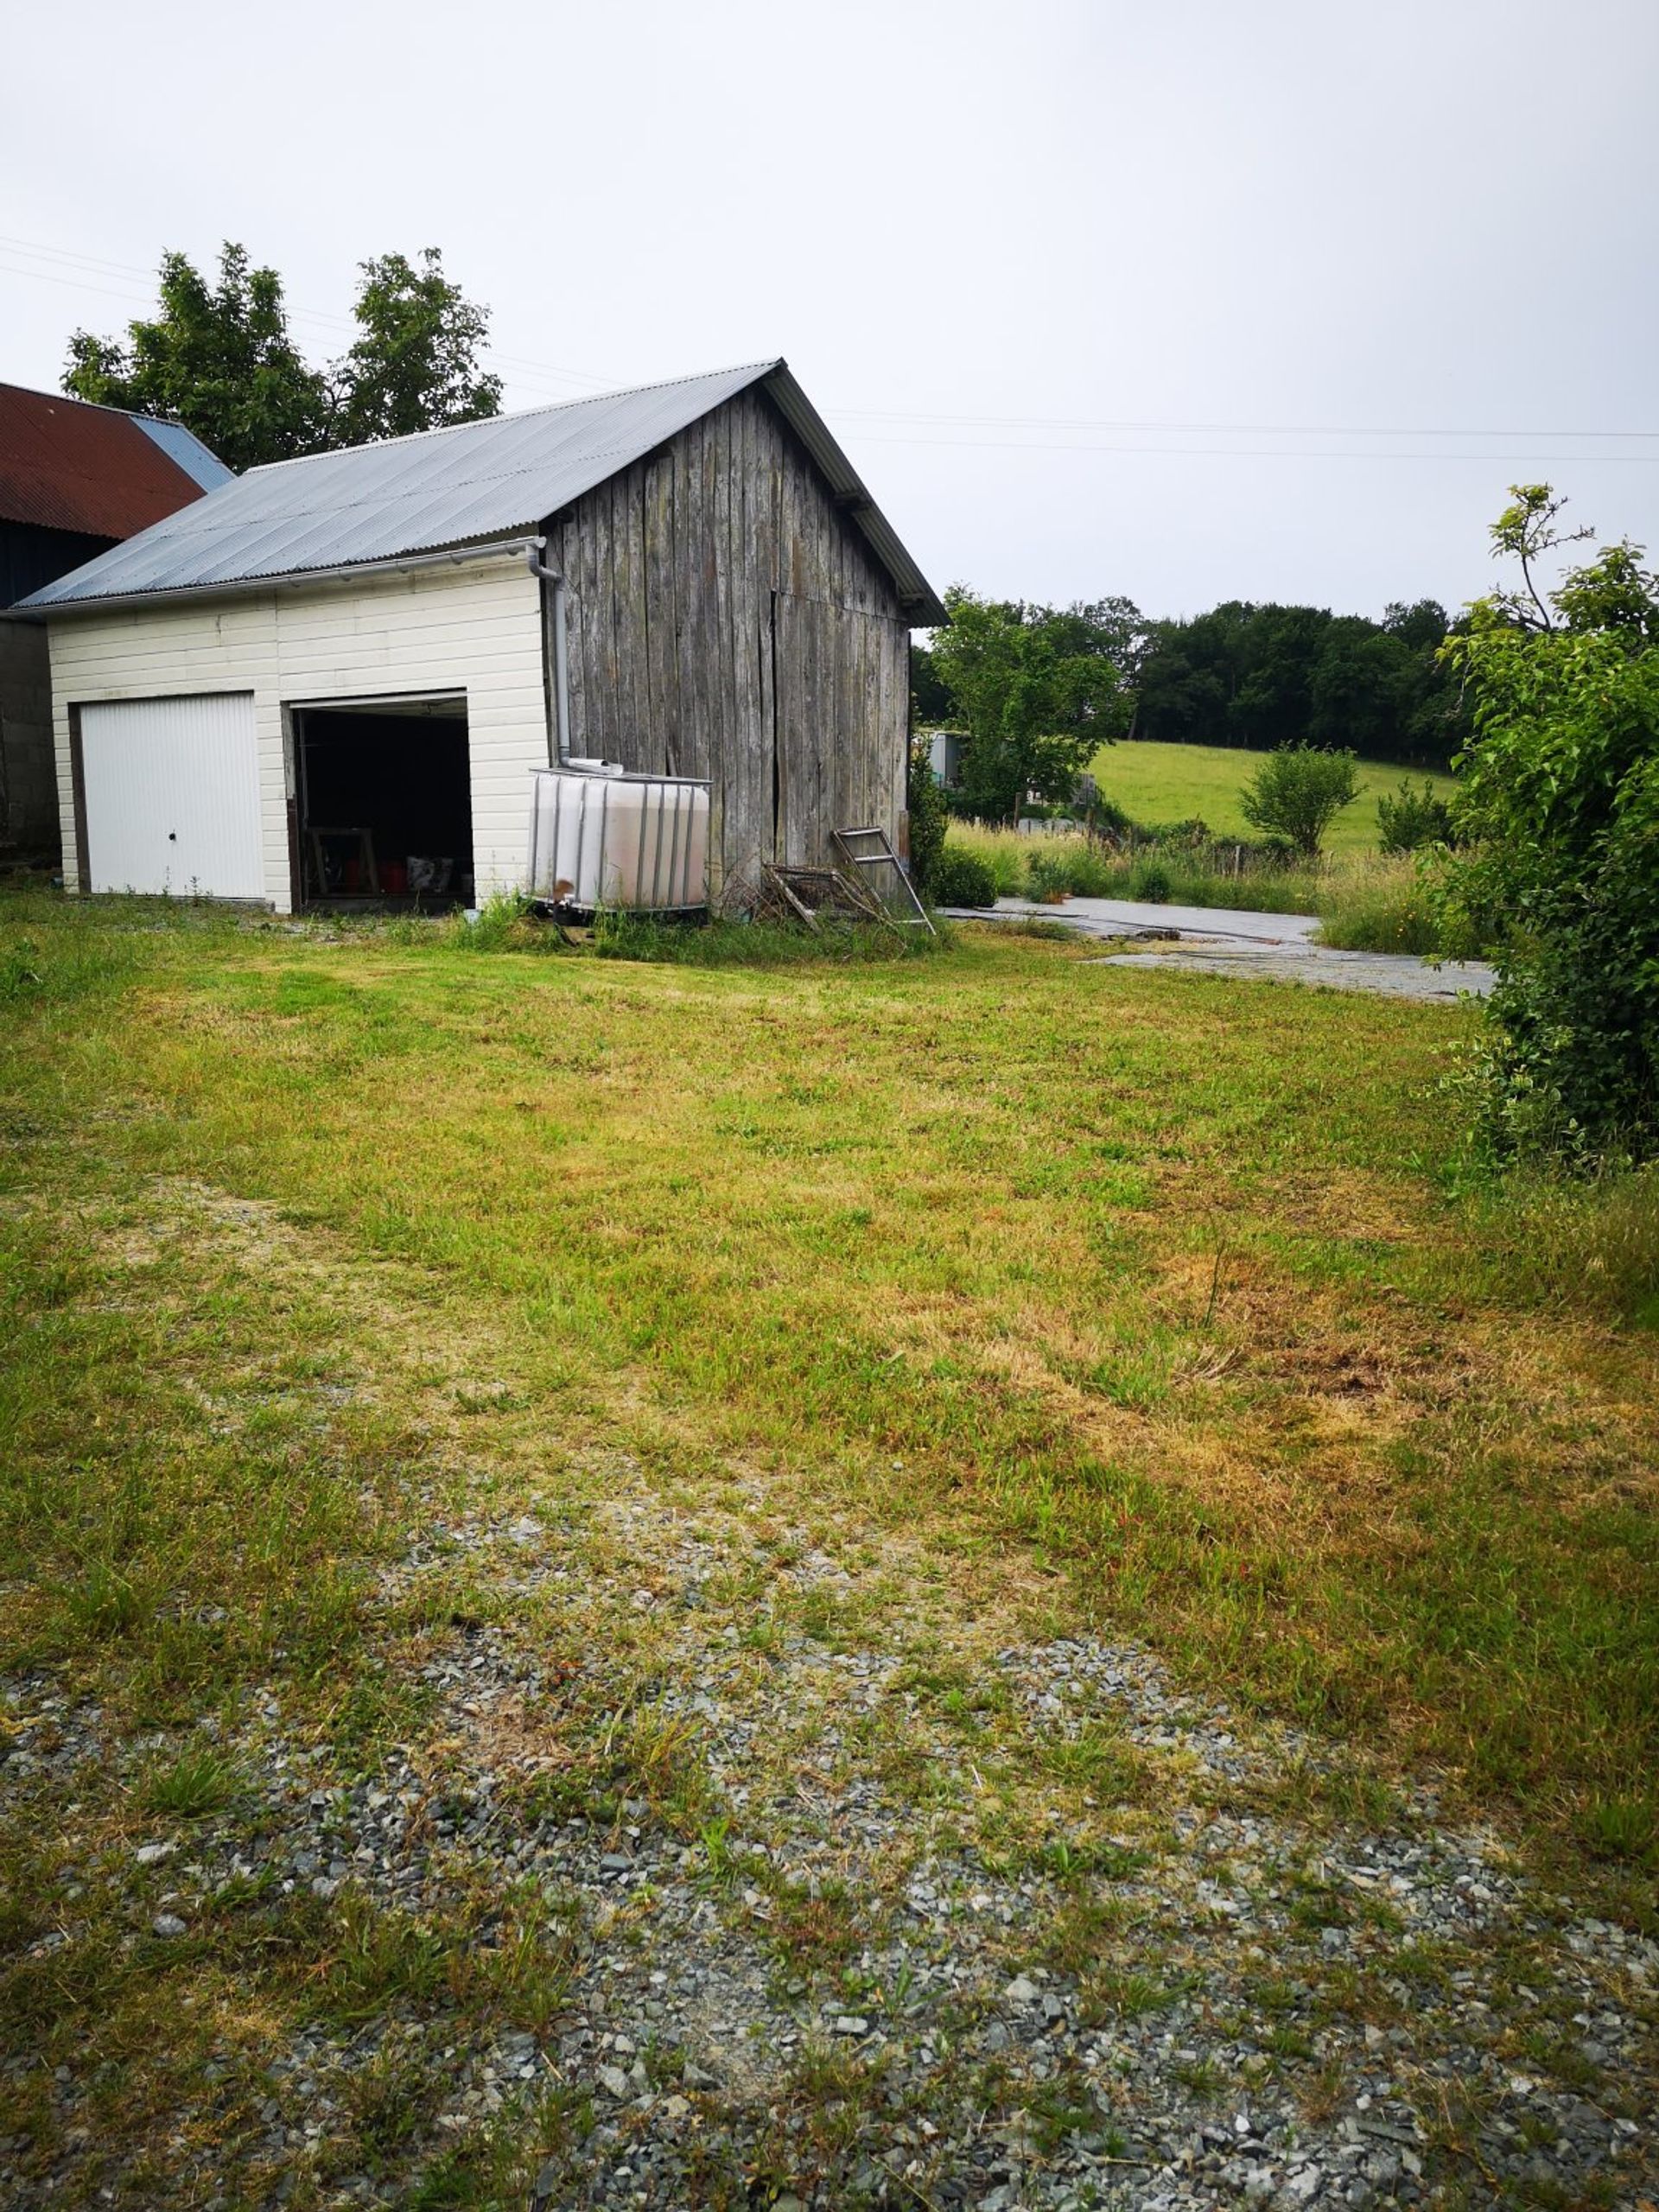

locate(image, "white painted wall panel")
[[80, 694, 263, 897], [48, 555, 546, 911]]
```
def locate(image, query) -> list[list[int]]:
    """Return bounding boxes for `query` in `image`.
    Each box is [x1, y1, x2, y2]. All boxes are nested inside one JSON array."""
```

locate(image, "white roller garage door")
[[79, 694, 264, 899]]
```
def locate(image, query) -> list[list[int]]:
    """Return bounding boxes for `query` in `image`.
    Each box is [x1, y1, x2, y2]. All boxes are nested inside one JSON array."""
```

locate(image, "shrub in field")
[[1440, 486, 1659, 1163], [1129, 858, 1174, 902], [1440, 626, 1659, 1159], [1376, 779, 1456, 855], [931, 843, 1000, 907], [1239, 747, 1359, 855]]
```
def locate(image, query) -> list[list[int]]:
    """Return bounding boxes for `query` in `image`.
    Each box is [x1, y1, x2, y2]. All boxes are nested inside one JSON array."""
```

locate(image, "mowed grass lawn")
[[3, 887, 1655, 1868], [1086, 737, 1457, 853]]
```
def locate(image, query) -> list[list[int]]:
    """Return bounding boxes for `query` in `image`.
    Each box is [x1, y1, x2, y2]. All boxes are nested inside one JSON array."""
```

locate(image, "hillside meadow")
[[1083, 738, 1456, 855]]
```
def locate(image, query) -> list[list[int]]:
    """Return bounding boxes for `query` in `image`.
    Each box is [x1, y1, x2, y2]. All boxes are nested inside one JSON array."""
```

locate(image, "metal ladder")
[[830, 827, 936, 935]]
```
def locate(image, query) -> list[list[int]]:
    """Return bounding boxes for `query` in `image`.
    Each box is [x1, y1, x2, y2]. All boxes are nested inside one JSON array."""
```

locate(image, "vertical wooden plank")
[[644, 448, 677, 776], [624, 458, 648, 764], [556, 507, 587, 759], [728, 394, 760, 877], [677, 419, 703, 784], [711, 407, 734, 806]]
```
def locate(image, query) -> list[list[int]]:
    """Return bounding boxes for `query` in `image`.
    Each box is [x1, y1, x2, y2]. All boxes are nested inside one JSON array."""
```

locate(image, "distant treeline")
[[915, 595, 1470, 770]]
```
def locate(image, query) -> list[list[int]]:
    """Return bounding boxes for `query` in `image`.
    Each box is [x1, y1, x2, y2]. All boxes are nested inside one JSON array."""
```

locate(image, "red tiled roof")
[[0, 384, 209, 539]]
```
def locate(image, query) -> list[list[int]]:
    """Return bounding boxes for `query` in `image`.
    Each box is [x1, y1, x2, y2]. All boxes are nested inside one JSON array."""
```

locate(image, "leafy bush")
[[1253, 833, 1301, 871], [932, 843, 1000, 908], [1087, 794, 1135, 836], [1128, 858, 1174, 903], [1141, 816, 1211, 847], [1441, 620, 1659, 1162], [1376, 779, 1455, 855], [906, 737, 948, 896], [1239, 747, 1360, 855]]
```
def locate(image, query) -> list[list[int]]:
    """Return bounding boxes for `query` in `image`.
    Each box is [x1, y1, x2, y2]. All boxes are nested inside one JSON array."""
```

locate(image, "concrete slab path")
[[939, 896, 1495, 1003]]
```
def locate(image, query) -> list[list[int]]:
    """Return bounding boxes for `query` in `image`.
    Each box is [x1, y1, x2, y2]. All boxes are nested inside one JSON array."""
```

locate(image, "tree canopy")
[[929, 591, 1135, 823], [1132, 598, 1467, 767], [64, 242, 502, 474]]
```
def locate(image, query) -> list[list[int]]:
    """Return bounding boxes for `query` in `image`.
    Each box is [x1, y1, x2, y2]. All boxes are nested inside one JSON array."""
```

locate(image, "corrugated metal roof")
[[0, 383, 223, 541], [129, 415, 234, 493], [22, 360, 946, 626]]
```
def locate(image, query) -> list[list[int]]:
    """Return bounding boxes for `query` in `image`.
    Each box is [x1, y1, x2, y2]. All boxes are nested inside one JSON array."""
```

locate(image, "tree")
[[1552, 540, 1659, 644], [910, 640, 958, 726], [1484, 484, 1594, 632], [328, 250, 502, 447], [1132, 598, 1466, 768], [1439, 486, 1659, 1161], [930, 590, 1132, 824], [65, 243, 327, 472], [64, 241, 502, 471], [1238, 745, 1359, 855]]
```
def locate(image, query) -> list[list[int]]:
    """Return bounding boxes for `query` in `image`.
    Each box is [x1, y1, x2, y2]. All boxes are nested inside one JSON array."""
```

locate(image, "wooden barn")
[[21, 360, 944, 911]]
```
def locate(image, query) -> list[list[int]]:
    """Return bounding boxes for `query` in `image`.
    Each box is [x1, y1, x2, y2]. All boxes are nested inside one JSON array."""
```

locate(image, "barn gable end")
[[544, 385, 912, 899]]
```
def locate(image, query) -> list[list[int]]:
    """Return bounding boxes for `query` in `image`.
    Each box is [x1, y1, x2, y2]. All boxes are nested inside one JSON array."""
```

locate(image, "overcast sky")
[[6, 0, 1656, 625]]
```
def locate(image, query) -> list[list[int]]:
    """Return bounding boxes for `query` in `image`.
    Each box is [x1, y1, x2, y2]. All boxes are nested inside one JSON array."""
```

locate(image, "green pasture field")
[[1085, 737, 1457, 854]]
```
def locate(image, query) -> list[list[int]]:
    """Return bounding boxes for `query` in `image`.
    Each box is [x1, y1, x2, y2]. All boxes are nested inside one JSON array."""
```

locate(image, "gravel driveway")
[[8, 1185, 1652, 2212], [943, 900, 1495, 1004]]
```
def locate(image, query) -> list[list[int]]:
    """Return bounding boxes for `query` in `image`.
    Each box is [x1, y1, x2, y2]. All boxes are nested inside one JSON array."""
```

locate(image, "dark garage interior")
[[293, 695, 474, 906]]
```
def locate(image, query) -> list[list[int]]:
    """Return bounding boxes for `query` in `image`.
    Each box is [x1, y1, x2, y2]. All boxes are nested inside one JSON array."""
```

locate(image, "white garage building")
[[21, 359, 943, 911]]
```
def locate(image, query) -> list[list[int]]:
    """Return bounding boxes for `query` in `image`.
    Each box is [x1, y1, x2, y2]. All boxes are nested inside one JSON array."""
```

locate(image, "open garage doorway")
[[290, 693, 474, 908]]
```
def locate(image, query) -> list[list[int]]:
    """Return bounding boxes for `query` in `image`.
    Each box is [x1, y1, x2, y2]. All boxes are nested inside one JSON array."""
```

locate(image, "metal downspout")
[[526, 544, 571, 766]]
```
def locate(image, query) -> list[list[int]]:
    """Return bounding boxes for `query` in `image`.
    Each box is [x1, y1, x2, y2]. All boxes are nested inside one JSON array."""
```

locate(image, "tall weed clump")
[[1315, 856, 1446, 955]]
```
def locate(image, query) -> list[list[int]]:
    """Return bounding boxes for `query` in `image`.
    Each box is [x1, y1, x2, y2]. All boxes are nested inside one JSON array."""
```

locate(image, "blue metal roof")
[[21, 360, 945, 623]]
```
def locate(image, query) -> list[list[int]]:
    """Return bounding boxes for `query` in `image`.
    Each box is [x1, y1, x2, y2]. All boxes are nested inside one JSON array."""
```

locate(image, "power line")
[[5, 229, 1654, 449], [827, 402, 1659, 440], [838, 429, 1659, 464]]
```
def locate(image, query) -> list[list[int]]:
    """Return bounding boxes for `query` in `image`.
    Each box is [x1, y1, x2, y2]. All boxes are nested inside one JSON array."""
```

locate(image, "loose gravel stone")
[[7, 1460, 1656, 2209]]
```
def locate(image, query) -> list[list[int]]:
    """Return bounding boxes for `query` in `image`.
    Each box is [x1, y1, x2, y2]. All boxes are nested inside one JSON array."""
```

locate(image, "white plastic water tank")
[[526, 766, 710, 912]]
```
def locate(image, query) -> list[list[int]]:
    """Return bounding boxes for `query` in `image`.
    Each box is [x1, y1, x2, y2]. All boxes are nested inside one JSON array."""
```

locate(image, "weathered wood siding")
[[543, 387, 912, 900]]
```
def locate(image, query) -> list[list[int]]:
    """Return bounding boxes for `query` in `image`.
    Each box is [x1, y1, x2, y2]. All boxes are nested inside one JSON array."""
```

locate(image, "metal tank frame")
[[525, 766, 711, 917]]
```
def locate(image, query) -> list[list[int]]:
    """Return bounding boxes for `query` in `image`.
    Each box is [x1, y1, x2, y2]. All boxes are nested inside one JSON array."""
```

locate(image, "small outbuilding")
[[0, 383, 227, 858], [21, 360, 944, 910]]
